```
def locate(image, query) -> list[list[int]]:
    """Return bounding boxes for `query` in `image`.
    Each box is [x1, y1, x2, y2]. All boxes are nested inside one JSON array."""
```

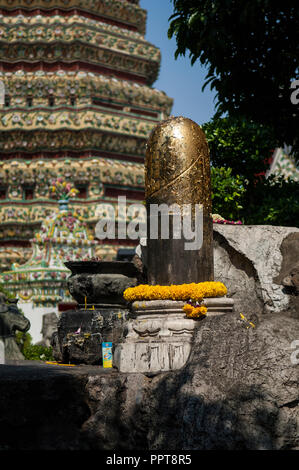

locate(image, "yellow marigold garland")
[[123, 282, 227, 319], [123, 282, 227, 302], [183, 304, 207, 318]]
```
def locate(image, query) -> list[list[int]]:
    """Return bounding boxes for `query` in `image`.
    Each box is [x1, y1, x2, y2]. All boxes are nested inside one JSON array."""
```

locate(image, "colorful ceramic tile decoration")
[[0, 0, 173, 272], [266, 147, 299, 182], [0, 197, 98, 307]]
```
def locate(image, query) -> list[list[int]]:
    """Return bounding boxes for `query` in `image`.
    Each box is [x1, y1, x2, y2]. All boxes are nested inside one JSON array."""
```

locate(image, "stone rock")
[[65, 261, 138, 307], [0, 308, 298, 450], [53, 306, 130, 365], [213, 225, 299, 317], [0, 362, 92, 450], [53, 260, 141, 364], [282, 263, 299, 293], [131, 254, 147, 284], [136, 226, 299, 318], [136, 310, 299, 450], [80, 310, 299, 450]]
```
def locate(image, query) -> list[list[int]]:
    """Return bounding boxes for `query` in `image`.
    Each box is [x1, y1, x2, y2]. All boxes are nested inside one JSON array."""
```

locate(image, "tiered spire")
[[0, 0, 173, 270], [1, 202, 97, 306]]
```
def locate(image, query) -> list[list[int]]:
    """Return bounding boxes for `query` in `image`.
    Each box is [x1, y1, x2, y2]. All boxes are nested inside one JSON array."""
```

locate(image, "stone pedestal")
[[114, 297, 234, 373], [52, 306, 130, 365], [53, 261, 139, 365]]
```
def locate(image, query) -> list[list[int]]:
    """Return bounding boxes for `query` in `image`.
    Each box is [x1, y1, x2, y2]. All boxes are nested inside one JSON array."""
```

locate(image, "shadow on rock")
[[122, 312, 299, 450]]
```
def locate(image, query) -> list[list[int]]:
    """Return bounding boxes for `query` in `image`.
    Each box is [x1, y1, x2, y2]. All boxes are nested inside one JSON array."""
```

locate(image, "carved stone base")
[[114, 297, 234, 373], [53, 306, 130, 365]]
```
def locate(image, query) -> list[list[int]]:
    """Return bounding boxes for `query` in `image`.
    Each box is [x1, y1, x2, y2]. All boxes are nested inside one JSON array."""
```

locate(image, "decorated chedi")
[[0, 0, 173, 271], [0, 179, 97, 343], [115, 117, 235, 373]]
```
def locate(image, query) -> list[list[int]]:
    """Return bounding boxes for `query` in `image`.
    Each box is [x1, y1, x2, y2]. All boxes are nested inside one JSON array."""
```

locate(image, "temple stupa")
[[0, 0, 173, 272], [0, 181, 98, 342]]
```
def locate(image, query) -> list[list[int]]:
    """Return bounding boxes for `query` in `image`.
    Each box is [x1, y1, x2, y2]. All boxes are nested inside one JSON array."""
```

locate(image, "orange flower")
[[183, 304, 207, 319]]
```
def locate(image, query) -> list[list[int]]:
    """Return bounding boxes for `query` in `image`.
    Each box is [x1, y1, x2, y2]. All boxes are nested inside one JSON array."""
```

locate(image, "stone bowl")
[[64, 261, 139, 307]]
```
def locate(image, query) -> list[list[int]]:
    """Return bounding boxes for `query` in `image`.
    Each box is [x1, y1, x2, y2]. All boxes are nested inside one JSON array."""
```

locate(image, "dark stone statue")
[[0, 294, 30, 360]]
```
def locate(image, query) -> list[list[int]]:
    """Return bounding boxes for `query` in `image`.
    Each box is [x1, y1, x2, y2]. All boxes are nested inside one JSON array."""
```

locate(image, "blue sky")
[[140, 0, 217, 126]]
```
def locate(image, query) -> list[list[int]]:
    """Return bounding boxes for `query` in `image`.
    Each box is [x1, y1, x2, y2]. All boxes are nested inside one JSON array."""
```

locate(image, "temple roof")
[[0, 12, 159, 83], [0, 0, 147, 34], [266, 147, 299, 182]]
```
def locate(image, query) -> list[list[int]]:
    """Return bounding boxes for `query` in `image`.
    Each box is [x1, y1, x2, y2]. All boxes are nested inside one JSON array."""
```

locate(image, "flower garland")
[[212, 214, 242, 225], [183, 302, 207, 318], [123, 281, 227, 319]]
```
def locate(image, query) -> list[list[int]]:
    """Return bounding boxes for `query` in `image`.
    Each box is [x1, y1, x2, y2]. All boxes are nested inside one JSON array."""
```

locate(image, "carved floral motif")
[[0, 109, 156, 136], [0, 19, 160, 63], [0, 157, 144, 200], [1, 71, 172, 113], [0, 129, 147, 154]]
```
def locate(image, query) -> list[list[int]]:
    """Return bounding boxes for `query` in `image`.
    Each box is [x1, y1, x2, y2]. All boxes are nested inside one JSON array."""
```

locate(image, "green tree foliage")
[[244, 176, 299, 227], [22, 343, 54, 362], [15, 331, 54, 361], [211, 167, 245, 221], [0, 284, 16, 300], [15, 331, 32, 353], [205, 117, 299, 226], [168, 0, 299, 160], [211, 168, 299, 227], [203, 116, 279, 183]]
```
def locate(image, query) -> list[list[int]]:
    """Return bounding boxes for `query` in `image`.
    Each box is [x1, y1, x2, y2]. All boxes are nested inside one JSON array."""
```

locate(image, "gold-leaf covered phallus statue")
[[145, 116, 214, 285], [145, 115, 212, 213]]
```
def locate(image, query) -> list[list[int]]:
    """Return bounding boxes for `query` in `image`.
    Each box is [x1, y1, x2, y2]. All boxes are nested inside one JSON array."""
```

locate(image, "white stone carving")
[[114, 297, 234, 373]]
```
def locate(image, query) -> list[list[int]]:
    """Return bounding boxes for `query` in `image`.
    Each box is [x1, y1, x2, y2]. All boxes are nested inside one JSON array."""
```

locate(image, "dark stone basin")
[[64, 261, 138, 307], [64, 261, 139, 277]]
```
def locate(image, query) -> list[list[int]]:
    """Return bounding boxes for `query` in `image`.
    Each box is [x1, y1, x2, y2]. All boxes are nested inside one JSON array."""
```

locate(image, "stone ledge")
[[132, 297, 234, 316]]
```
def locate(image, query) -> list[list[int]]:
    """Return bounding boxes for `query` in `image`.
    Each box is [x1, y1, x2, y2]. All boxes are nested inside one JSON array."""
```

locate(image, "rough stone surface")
[[0, 308, 298, 450], [137, 225, 299, 319], [0, 361, 95, 450], [65, 261, 139, 307], [141, 312, 299, 450], [213, 225, 299, 317], [52, 307, 130, 365]]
